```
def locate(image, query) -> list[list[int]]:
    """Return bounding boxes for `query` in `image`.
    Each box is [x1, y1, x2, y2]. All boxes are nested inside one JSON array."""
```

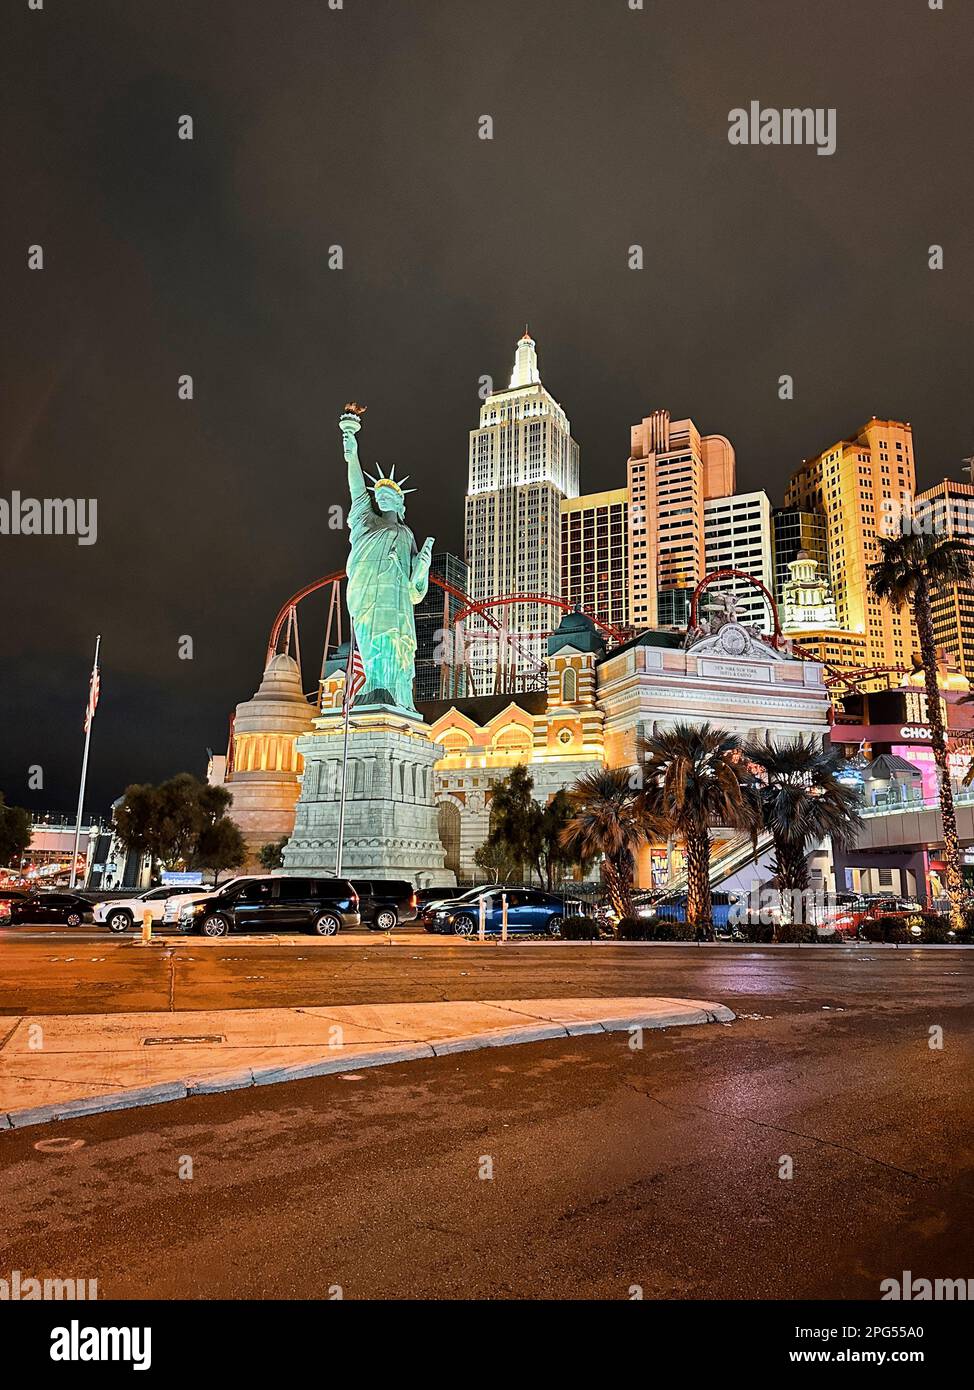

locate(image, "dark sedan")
[[427, 888, 568, 937], [6, 891, 93, 927]]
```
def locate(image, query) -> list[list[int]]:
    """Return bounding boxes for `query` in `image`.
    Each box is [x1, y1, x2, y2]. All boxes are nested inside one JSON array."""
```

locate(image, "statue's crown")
[[364, 463, 415, 497]]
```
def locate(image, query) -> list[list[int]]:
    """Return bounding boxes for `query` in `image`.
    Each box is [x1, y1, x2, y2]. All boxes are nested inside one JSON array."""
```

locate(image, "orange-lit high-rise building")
[[784, 418, 918, 674], [627, 410, 736, 628]]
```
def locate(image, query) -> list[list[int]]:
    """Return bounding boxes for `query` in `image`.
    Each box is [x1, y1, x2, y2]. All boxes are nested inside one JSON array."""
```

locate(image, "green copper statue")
[[339, 405, 434, 714]]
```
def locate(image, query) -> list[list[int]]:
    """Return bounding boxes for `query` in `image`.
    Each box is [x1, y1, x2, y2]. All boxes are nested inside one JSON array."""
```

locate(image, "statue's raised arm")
[[339, 403, 368, 502]]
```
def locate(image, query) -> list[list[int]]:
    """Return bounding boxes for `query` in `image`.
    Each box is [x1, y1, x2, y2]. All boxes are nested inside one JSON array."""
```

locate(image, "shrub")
[[616, 916, 650, 941], [920, 913, 951, 944], [651, 919, 698, 941], [776, 922, 817, 944], [877, 913, 909, 944], [743, 917, 775, 944], [646, 918, 676, 941], [560, 915, 600, 941]]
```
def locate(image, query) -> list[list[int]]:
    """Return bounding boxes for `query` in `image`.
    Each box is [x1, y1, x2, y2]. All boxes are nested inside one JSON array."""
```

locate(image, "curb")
[[0, 1003, 734, 1131]]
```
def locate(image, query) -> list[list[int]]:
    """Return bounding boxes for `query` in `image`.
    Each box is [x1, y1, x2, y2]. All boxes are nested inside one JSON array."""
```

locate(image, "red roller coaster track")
[[266, 566, 908, 700], [267, 572, 627, 669]]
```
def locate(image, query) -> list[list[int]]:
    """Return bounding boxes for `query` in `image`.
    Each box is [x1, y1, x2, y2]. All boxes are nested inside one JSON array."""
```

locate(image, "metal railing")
[[859, 785, 974, 818]]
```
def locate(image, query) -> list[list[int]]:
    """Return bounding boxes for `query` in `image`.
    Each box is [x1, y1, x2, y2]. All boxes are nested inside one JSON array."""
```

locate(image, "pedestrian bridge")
[[855, 786, 974, 852]]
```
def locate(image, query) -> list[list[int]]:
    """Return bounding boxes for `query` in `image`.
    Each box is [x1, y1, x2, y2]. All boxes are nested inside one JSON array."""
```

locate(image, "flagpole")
[[70, 634, 100, 889], [335, 633, 354, 877]]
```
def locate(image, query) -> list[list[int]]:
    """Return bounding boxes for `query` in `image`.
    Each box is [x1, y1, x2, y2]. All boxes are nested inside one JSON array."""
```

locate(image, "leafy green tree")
[[561, 768, 656, 918], [112, 782, 158, 869], [114, 774, 242, 879], [869, 531, 974, 931], [477, 765, 539, 883], [0, 794, 31, 868], [637, 724, 759, 932], [191, 817, 247, 885], [743, 735, 862, 931], [472, 840, 511, 883], [258, 837, 288, 872], [539, 789, 584, 890]]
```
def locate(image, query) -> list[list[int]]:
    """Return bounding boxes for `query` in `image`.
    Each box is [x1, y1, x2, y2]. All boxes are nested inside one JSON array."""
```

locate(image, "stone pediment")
[[685, 621, 791, 664]]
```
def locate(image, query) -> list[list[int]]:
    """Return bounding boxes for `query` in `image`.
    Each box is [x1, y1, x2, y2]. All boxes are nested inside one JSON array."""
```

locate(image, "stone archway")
[[437, 799, 462, 879]]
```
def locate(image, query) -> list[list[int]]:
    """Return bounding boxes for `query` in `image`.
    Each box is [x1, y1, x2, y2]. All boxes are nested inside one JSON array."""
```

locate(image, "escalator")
[[665, 830, 776, 894]]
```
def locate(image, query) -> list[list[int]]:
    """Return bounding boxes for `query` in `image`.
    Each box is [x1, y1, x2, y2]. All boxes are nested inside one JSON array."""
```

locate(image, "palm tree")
[[636, 723, 760, 931], [560, 768, 656, 919], [744, 736, 862, 929], [869, 532, 974, 932]]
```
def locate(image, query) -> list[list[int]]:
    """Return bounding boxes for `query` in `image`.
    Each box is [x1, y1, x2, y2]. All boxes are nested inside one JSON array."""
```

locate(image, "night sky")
[[2, 0, 973, 816]]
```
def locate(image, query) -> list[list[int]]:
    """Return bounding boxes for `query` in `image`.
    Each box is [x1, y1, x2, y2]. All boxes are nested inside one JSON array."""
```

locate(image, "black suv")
[[178, 876, 360, 938], [350, 879, 418, 931]]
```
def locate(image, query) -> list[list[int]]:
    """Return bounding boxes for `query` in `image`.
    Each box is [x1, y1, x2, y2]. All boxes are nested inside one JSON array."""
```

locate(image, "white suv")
[[94, 886, 185, 934], [160, 875, 260, 927]]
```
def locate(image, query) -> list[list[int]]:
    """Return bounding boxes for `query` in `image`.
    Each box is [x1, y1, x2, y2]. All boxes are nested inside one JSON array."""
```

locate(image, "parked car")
[[161, 875, 261, 927], [639, 892, 738, 933], [177, 875, 360, 937], [422, 885, 507, 930], [414, 886, 463, 916], [430, 888, 568, 937], [93, 885, 187, 933], [420, 885, 489, 928], [349, 879, 417, 930], [7, 891, 93, 927], [820, 894, 924, 938], [0, 889, 30, 925]]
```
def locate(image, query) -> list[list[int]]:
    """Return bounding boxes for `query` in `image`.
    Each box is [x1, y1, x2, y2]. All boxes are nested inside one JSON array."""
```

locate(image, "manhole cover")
[[142, 1034, 225, 1046]]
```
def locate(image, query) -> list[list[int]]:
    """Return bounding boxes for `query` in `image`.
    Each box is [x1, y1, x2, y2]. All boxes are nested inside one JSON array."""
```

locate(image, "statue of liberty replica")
[[281, 403, 455, 888], [340, 404, 434, 713]]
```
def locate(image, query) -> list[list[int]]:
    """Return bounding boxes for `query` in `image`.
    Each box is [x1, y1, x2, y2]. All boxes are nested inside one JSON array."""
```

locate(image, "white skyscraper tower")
[[464, 331, 580, 691]]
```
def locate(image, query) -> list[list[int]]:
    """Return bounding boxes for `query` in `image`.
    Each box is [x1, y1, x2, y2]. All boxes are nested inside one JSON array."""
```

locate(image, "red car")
[[820, 896, 925, 937]]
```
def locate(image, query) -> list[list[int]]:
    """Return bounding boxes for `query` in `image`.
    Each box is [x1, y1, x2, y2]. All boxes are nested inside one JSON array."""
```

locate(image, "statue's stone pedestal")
[[282, 705, 455, 887]]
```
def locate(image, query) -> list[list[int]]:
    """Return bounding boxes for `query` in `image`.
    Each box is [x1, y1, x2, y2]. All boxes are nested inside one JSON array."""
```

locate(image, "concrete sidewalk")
[[0, 995, 734, 1129]]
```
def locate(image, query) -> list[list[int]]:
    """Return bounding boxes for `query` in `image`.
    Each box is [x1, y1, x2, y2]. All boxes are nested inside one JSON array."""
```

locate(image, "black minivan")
[[178, 876, 360, 938], [350, 880, 417, 931]]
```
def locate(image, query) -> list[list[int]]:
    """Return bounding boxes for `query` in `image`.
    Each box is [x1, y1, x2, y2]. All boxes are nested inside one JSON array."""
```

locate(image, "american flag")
[[83, 658, 101, 733], [343, 636, 366, 714]]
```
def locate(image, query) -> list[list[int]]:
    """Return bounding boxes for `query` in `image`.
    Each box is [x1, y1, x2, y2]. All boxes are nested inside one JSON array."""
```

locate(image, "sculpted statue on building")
[[339, 405, 434, 713]]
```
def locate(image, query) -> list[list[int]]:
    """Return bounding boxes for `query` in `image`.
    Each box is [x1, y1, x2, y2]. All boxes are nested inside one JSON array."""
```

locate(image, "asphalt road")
[[2, 928, 973, 1018], [1, 945, 972, 1299]]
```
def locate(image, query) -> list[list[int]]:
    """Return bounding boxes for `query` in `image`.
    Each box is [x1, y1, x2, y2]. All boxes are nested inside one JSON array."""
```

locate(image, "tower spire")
[[509, 326, 540, 388]]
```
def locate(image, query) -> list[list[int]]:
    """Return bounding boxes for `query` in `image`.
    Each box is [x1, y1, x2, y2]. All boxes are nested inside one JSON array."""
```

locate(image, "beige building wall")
[[784, 418, 918, 673]]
